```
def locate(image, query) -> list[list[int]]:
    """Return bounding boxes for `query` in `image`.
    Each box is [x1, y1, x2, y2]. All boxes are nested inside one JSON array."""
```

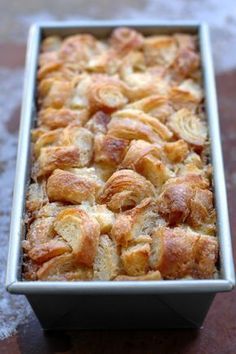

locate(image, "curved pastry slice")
[[144, 35, 177, 66], [168, 108, 207, 147], [150, 227, 218, 279], [170, 48, 200, 79], [34, 129, 62, 158], [94, 134, 129, 166], [111, 198, 159, 246], [80, 203, 115, 234], [98, 169, 156, 211], [113, 109, 173, 141], [37, 253, 93, 281], [158, 174, 211, 226], [36, 146, 81, 178], [24, 217, 56, 248], [110, 27, 144, 53], [93, 235, 120, 280], [38, 78, 74, 109], [28, 238, 71, 264], [108, 116, 162, 143], [88, 77, 128, 113], [121, 243, 151, 276], [26, 182, 48, 212], [38, 107, 89, 129], [120, 139, 173, 189], [126, 95, 173, 122], [41, 36, 62, 53], [59, 34, 105, 68], [169, 80, 203, 112], [86, 111, 111, 135], [60, 126, 93, 166], [163, 139, 189, 163], [54, 208, 100, 266], [47, 168, 103, 204]]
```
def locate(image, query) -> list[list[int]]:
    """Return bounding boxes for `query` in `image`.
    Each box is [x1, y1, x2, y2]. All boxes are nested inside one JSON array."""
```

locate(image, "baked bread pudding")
[[23, 27, 218, 281]]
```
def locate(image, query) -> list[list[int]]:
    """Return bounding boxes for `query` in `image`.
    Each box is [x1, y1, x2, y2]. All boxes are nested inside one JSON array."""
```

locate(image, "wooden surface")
[[0, 41, 235, 354]]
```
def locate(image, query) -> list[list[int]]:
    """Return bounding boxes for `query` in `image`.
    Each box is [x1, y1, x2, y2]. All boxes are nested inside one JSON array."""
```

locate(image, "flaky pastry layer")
[[23, 28, 218, 281]]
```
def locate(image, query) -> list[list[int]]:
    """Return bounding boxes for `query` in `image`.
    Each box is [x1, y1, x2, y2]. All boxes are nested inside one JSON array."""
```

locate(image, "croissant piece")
[[174, 34, 197, 51], [94, 134, 129, 166], [110, 109, 173, 142], [93, 235, 120, 280], [59, 126, 93, 166], [158, 174, 211, 226], [47, 168, 103, 204], [59, 34, 105, 68], [144, 35, 177, 66], [34, 129, 62, 158], [169, 108, 207, 146], [108, 116, 162, 143], [26, 182, 48, 212], [163, 140, 189, 163], [126, 95, 173, 122], [86, 111, 111, 135], [36, 146, 81, 177], [169, 80, 203, 112], [54, 208, 100, 266], [98, 170, 156, 211], [120, 139, 159, 169], [110, 27, 144, 53], [80, 204, 115, 233], [121, 243, 151, 276], [158, 182, 194, 225], [37, 253, 93, 280], [36, 202, 64, 218], [28, 238, 71, 264], [38, 79, 74, 109], [171, 48, 200, 79], [111, 198, 159, 246], [120, 139, 173, 188], [88, 77, 128, 113], [41, 36, 62, 53], [69, 74, 91, 109], [25, 217, 56, 248], [115, 270, 162, 281], [38, 108, 89, 129], [187, 189, 215, 230], [37, 60, 63, 81], [150, 227, 218, 279], [177, 152, 207, 177]]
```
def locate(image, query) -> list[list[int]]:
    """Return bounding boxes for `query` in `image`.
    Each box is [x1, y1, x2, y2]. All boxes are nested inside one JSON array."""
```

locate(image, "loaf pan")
[[6, 21, 235, 329]]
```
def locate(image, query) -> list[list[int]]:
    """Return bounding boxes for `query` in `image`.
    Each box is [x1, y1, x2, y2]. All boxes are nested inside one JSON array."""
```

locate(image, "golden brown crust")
[[150, 227, 218, 279], [98, 169, 156, 211], [38, 108, 89, 129], [168, 108, 207, 147], [23, 28, 218, 281], [93, 235, 120, 280], [54, 208, 100, 267], [47, 168, 103, 204], [37, 253, 93, 280], [94, 134, 129, 166], [111, 198, 159, 246]]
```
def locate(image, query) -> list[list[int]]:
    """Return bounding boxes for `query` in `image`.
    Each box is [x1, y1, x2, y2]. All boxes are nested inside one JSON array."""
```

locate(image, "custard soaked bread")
[[23, 28, 218, 281]]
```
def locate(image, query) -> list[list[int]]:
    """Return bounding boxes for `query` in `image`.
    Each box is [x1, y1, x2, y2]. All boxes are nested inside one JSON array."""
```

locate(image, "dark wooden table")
[[0, 42, 235, 354]]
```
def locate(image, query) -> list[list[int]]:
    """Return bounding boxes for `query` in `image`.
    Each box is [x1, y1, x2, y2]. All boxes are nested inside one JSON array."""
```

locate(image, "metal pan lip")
[[6, 21, 235, 295]]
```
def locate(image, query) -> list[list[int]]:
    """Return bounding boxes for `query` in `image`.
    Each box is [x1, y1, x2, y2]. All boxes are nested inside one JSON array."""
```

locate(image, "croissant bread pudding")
[[22, 27, 219, 281]]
